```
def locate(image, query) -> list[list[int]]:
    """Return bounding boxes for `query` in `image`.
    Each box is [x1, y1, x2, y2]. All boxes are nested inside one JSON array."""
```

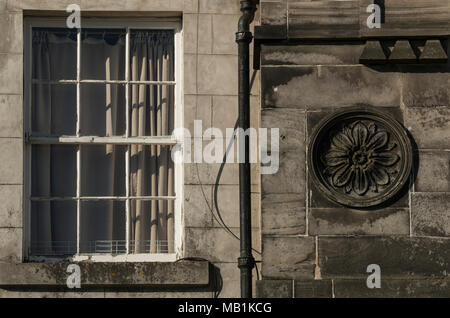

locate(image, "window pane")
[[80, 83, 126, 136], [129, 30, 175, 137], [130, 145, 175, 197], [129, 200, 174, 254], [32, 84, 77, 135], [80, 201, 126, 254], [32, 28, 77, 80], [81, 145, 126, 196], [81, 29, 126, 80], [130, 30, 175, 82], [30, 201, 77, 256], [32, 145, 77, 197], [129, 84, 175, 137]]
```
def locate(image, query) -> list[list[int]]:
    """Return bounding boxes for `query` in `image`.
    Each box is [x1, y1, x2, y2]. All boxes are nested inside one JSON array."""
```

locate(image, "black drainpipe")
[[236, 0, 258, 299]]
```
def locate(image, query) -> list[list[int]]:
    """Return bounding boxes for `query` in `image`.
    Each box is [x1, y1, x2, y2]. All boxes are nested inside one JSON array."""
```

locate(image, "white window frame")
[[23, 18, 184, 263]]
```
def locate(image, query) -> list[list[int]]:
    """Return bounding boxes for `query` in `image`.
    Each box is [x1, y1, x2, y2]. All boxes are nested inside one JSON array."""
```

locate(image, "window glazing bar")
[[27, 136, 178, 145], [76, 28, 82, 255], [31, 79, 176, 85], [30, 196, 177, 201]]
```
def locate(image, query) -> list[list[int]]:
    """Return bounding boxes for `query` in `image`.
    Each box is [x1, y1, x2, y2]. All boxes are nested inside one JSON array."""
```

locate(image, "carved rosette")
[[308, 108, 412, 208]]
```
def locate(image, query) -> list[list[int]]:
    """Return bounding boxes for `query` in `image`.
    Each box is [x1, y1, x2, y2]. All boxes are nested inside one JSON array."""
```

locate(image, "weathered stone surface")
[[389, 40, 417, 63], [309, 176, 410, 210], [319, 237, 450, 279], [185, 228, 260, 263], [359, 40, 388, 64], [405, 107, 450, 149], [184, 95, 211, 134], [198, 0, 240, 14], [401, 66, 450, 107], [14, 1, 194, 14], [288, 1, 359, 39], [262, 65, 401, 109], [0, 54, 22, 94], [182, 0, 198, 14], [0, 261, 210, 287], [213, 185, 260, 228], [261, 66, 315, 108], [183, 13, 198, 54], [213, 262, 240, 298], [261, 108, 305, 152], [415, 151, 450, 192], [262, 150, 305, 194], [309, 208, 410, 236], [0, 289, 107, 298], [307, 107, 405, 136], [185, 162, 259, 186], [184, 54, 197, 95], [256, 279, 293, 298], [212, 95, 238, 132], [212, 14, 240, 55], [419, 40, 448, 64], [294, 280, 332, 298], [104, 291, 211, 298], [80, 0, 188, 11], [262, 44, 363, 66], [262, 237, 315, 280], [411, 193, 450, 237], [0, 228, 21, 263], [258, 0, 449, 40], [0, 12, 22, 54], [0, 185, 22, 228], [334, 279, 450, 298], [360, 0, 449, 38], [9, 0, 80, 11], [211, 93, 259, 133], [198, 14, 212, 54], [0, 289, 73, 298], [184, 185, 213, 227], [0, 138, 22, 184], [197, 54, 238, 95], [257, 1, 287, 40], [0, 94, 22, 137], [262, 193, 305, 236]]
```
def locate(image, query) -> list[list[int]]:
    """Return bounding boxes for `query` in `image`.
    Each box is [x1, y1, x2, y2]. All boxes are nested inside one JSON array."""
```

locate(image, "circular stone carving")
[[308, 107, 412, 208]]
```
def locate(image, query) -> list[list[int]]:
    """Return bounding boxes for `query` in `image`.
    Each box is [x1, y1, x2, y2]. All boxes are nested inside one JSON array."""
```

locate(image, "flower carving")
[[322, 121, 400, 196]]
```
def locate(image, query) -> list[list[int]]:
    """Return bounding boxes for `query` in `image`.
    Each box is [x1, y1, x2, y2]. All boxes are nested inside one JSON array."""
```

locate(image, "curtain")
[[130, 31, 175, 254], [31, 31, 78, 255], [31, 29, 175, 255]]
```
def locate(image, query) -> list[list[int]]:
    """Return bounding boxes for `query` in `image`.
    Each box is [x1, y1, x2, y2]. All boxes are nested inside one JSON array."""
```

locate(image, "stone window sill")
[[0, 261, 210, 289]]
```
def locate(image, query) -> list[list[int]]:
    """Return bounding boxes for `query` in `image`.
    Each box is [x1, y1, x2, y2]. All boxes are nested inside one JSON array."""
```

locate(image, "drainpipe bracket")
[[238, 256, 256, 270], [236, 31, 253, 43]]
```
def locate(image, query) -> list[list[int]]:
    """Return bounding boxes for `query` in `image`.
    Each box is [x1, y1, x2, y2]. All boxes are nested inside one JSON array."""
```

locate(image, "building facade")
[[0, 0, 448, 298]]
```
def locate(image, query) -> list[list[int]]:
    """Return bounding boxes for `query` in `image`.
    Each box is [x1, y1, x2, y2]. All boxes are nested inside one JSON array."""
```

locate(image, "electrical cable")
[[193, 69, 262, 294], [195, 120, 261, 255]]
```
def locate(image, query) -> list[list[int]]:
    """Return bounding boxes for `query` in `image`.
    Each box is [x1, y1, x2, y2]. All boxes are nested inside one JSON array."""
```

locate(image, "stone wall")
[[0, 0, 261, 298], [257, 0, 450, 298]]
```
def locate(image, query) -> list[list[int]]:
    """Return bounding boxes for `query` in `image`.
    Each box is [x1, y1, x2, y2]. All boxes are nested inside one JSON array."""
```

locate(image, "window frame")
[[23, 18, 184, 263]]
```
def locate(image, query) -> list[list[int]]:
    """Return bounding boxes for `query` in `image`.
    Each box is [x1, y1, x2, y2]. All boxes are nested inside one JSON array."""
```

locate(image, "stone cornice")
[[256, 0, 450, 40]]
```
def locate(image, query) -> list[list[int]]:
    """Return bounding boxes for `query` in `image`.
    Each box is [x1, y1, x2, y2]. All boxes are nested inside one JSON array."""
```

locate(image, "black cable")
[[195, 120, 261, 255]]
